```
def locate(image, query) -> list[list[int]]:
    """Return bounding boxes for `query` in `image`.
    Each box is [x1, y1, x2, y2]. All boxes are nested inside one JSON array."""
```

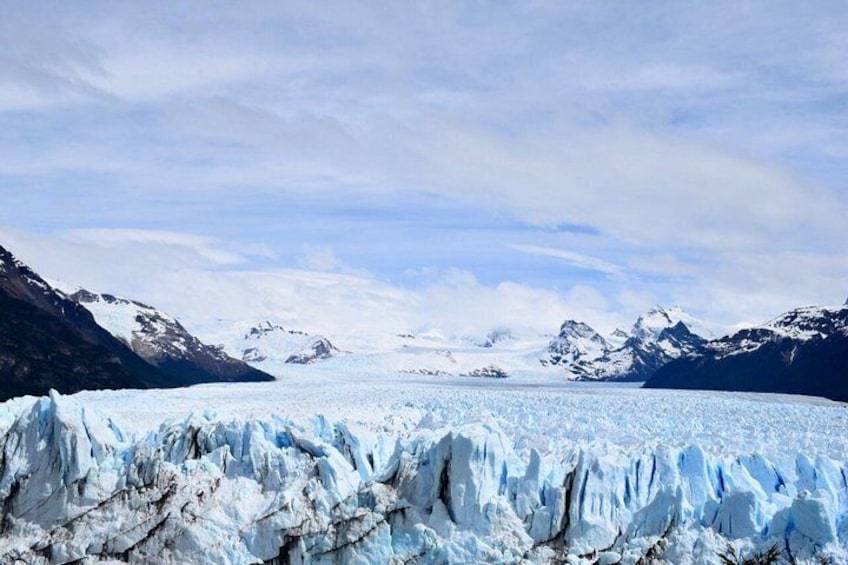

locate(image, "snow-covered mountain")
[[199, 323, 559, 380], [0, 243, 273, 401], [213, 321, 344, 372], [544, 306, 710, 381], [65, 288, 273, 385], [543, 320, 608, 378], [473, 327, 515, 348], [646, 302, 848, 401], [193, 309, 710, 382], [285, 336, 342, 364], [0, 244, 174, 400]]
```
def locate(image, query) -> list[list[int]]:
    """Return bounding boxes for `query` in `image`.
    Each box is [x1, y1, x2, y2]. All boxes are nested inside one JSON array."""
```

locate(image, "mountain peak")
[[632, 305, 712, 341], [0, 244, 57, 304], [637, 304, 685, 324], [632, 306, 678, 340], [285, 337, 341, 364], [0, 244, 15, 269], [758, 305, 848, 342], [0, 244, 274, 401], [544, 319, 608, 375], [0, 244, 180, 400], [546, 306, 709, 381], [0, 243, 23, 265], [557, 319, 600, 337]]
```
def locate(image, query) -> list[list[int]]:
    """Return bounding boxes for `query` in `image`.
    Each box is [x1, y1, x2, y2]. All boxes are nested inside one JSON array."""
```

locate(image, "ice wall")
[[0, 392, 845, 564]]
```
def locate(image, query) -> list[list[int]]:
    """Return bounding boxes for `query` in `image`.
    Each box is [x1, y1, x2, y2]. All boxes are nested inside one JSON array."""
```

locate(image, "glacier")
[[0, 391, 846, 564]]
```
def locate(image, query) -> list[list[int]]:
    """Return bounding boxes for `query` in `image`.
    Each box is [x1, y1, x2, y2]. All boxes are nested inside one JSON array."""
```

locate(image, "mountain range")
[[645, 301, 848, 402], [1, 241, 846, 403], [543, 305, 710, 381], [212, 320, 344, 373], [65, 288, 273, 385], [0, 245, 272, 401]]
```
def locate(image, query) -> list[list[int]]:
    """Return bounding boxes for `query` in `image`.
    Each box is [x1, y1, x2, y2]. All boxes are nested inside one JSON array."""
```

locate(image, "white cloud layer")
[[1, 2, 847, 333], [0, 228, 627, 339]]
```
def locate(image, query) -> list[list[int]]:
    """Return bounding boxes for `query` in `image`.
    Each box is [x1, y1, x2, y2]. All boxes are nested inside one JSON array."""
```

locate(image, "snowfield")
[[0, 370, 846, 564]]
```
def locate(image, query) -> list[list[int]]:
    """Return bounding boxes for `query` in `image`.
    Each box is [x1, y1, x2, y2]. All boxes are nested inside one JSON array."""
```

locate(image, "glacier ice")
[[0, 392, 845, 564]]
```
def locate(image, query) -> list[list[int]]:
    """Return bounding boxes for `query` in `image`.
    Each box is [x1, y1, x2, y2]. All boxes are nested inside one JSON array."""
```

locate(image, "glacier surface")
[[0, 384, 846, 564]]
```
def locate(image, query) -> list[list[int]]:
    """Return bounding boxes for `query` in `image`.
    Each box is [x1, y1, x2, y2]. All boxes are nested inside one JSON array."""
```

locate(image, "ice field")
[[0, 370, 846, 563]]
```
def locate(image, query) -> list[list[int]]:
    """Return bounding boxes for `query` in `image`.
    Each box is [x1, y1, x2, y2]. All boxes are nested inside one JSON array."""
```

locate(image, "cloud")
[[508, 243, 625, 276], [1, 2, 847, 334], [405, 119, 848, 252], [0, 228, 629, 339], [297, 245, 364, 274], [5, 226, 844, 341], [66, 229, 247, 265], [157, 267, 626, 341]]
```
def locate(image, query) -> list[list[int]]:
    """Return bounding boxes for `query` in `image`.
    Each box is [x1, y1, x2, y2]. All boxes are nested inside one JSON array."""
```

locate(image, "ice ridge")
[[0, 393, 845, 564]]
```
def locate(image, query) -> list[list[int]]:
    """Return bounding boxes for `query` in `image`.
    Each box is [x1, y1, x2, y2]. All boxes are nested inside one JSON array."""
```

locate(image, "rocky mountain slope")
[[65, 289, 273, 384], [645, 302, 848, 402], [0, 244, 271, 401], [544, 306, 709, 381], [543, 320, 608, 377], [0, 245, 173, 400]]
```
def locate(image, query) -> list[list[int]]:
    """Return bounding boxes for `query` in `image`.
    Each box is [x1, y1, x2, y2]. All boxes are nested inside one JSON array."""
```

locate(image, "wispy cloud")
[[66, 229, 247, 265], [508, 244, 625, 277]]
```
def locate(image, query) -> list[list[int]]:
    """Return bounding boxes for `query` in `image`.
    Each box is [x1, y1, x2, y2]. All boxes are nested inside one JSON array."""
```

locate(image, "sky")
[[1, 1, 847, 338]]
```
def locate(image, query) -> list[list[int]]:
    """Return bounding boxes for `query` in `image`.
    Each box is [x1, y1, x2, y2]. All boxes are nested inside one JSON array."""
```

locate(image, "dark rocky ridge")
[[0, 244, 272, 401], [460, 365, 509, 378], [614, 321, 707, 382], [0, 245, 170, 400], [645, 305, 848, 402], [0, 291, 162, 400]]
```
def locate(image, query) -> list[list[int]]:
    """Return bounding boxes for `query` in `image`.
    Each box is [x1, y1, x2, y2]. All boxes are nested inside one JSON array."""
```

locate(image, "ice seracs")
[[0, 391, 844, 564]]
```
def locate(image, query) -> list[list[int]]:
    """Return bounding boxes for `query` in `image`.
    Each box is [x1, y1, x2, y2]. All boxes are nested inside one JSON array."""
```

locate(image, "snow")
[[545, 305, 712, 380], [208, 321, 334, 372], [78, 294, 146, 345], [198, 305, 708, 383], [633, 305, 715, 341], [0, 372, 846, 563], [705, 304, 848, 360], [77, 303, 713, 383], [202, 319, 560, 379], [762, 305, 848, 340], [62, 288, 187, 354], [546, 321, 609, 371]]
